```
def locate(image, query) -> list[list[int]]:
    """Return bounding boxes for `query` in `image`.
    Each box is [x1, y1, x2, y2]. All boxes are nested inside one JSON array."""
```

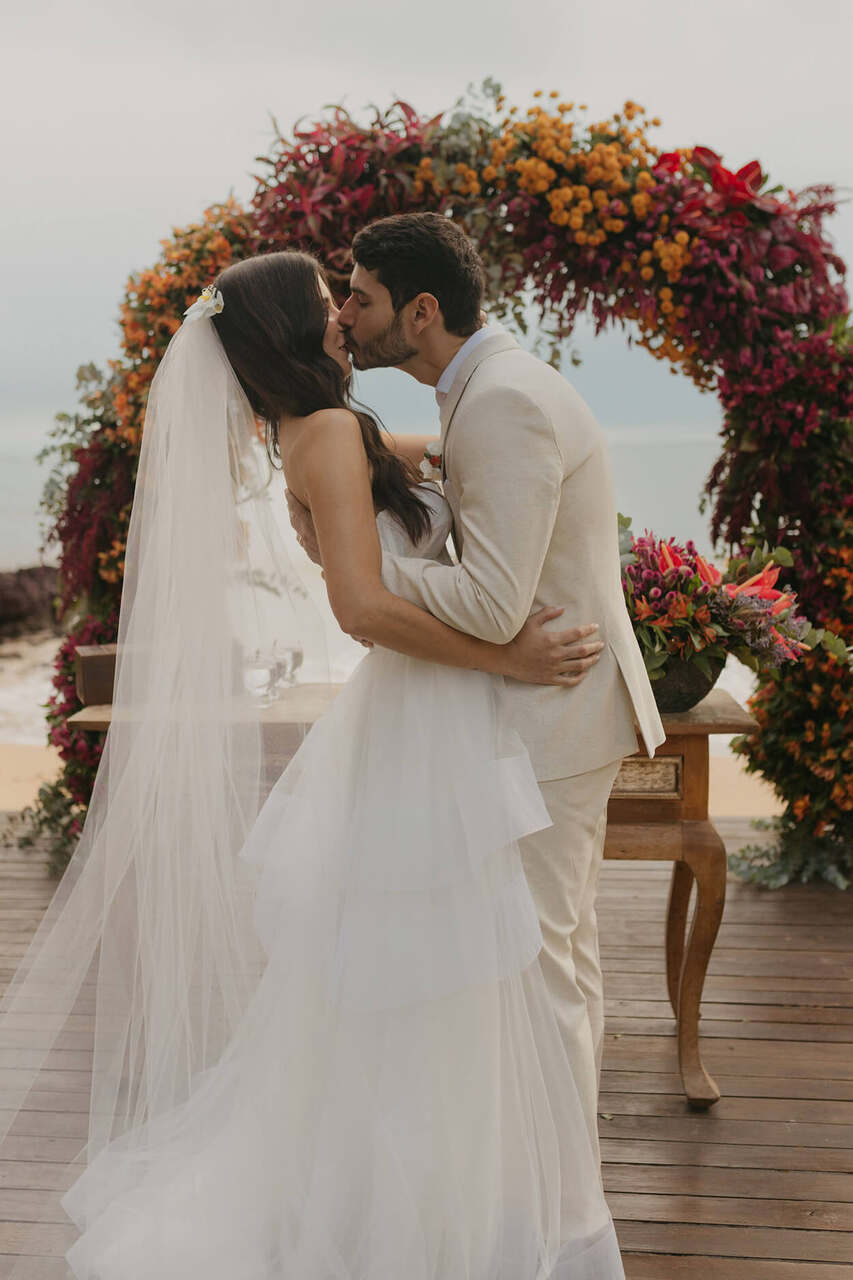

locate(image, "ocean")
[[2, 321, 732, 570], [0, 414, 725, 573], [1, 395, 752, 751]]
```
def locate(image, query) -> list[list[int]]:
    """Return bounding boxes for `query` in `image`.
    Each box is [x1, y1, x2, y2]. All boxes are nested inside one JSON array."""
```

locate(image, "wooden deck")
[[0, 815, 851, 1277], [599, 822, 853, 1278]]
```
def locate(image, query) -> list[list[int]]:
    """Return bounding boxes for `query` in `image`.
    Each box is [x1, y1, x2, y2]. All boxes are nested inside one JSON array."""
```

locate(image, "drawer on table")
[[612, 754, 682, 800], [607, 752, 688, 824]]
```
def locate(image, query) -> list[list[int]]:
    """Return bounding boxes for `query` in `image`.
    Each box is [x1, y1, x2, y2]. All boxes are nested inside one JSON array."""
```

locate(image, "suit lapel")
[[438, 330, 519, 475]]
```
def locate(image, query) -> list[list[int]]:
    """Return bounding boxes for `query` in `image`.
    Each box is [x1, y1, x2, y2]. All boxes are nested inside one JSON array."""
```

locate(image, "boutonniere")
[[419, 440, 443, 484]]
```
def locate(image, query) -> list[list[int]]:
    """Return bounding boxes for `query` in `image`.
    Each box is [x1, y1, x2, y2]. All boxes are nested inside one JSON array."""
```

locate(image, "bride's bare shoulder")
[[289, 408, 362, 458], [284, 409, 368, 497]]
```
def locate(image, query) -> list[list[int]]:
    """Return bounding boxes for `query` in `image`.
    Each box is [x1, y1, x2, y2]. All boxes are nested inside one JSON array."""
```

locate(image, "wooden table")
[[70, 662, 755, 1111], [605, 688, 757, 1108]]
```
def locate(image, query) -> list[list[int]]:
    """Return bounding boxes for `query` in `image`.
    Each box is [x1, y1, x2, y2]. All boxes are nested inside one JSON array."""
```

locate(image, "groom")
[[289, 212, 665, 1161]]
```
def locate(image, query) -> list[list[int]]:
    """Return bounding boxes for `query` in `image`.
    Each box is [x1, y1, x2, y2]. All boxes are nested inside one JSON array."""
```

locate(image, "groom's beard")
[[345, 312, 417, 370]]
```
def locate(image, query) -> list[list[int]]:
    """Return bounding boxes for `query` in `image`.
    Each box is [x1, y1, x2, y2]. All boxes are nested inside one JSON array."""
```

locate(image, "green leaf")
[[823, 633, 851, 662]]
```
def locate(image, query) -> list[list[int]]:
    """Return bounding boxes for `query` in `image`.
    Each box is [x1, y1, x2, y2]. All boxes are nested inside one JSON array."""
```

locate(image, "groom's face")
[[338, 265, 418, 370]]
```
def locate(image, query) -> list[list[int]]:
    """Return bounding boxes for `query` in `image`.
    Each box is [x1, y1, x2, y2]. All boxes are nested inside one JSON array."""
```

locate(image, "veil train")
[[0, 314, 330, 1273]]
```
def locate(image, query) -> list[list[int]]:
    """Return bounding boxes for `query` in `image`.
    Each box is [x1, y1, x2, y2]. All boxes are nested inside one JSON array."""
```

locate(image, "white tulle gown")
[[60, 485, 625, 1280]]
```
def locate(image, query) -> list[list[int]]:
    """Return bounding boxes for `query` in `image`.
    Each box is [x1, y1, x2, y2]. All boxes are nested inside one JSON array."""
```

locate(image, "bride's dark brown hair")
[[212, 250, 431, 543]]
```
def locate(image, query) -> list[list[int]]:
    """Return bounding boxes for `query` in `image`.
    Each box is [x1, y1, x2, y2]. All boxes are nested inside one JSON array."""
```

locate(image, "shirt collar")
[[435, 325, 500, 405]]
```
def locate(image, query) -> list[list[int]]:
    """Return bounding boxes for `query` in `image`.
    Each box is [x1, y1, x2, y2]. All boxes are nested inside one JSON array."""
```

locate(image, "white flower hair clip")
[[183, 285, 224, 323]]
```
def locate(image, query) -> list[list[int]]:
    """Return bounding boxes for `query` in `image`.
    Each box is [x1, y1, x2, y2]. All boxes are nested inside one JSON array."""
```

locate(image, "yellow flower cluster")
[[471, 97, 662, 251], [634, 228, 694, 294], [657, 286, 687, 318], [514, 156, 557, 195], [452, 161, 481, 197], [97, 532, 127, 586], [427, 95, 711, 385], [412, 155, 440, 199], [633, 314, 699, 372]]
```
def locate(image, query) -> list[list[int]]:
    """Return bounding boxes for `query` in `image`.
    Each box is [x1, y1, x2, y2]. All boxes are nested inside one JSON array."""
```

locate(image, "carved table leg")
[[665, 861, 694, 1018], [677, 822, 727, 1109]]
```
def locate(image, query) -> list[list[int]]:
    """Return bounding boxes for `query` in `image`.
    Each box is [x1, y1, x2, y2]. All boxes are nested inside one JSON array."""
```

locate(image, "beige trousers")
[[518, 757, 623, 1166]]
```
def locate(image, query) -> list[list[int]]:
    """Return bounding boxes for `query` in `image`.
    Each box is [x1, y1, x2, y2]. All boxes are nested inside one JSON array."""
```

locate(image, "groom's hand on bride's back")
[[504, 607, 605, 686]]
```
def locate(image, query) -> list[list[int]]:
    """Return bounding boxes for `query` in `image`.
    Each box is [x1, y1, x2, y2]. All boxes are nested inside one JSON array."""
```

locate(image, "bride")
[[0, 251, 625, 1278]]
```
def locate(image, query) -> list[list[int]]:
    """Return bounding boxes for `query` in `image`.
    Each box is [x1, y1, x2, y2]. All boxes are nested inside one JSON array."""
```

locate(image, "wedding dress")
[[56, 482, 624, 1280]]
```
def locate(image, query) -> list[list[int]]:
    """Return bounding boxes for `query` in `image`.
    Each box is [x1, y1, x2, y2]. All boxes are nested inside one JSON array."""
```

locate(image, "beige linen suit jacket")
[[381, 328, 666, 782]]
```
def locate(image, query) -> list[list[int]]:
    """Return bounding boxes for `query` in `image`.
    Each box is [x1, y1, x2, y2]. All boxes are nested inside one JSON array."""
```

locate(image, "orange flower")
[[633, 596, 657, 621]]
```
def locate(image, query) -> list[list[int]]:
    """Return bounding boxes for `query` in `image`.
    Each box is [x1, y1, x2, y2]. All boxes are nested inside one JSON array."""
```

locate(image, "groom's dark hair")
[[351, 212, 485, 337]]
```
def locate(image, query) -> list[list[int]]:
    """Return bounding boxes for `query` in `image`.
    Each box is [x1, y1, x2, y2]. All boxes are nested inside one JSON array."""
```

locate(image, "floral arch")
[[30, 84, 852, 884]]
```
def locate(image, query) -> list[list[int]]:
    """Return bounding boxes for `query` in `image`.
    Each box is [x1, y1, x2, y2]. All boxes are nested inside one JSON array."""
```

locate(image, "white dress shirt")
[[434, 325, 501, 406]]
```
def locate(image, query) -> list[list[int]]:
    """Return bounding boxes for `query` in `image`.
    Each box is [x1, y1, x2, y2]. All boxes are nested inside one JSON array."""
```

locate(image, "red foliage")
[[251, 102, 445, 289], [53, 435, 135, 613]]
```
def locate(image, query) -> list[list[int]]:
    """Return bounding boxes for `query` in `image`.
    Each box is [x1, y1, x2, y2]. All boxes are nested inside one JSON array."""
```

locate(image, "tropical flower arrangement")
[[618, 515, 834, 690], [21, 83, 851, 887], [618, 514, 852, 887]]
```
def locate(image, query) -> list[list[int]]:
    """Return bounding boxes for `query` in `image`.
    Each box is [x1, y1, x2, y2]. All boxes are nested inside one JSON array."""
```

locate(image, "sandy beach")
[[0, 739, 784, 818], [0, 629, 63, 809]]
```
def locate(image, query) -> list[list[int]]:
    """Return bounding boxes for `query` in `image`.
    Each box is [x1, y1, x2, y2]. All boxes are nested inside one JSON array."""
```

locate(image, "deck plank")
[[0, 827, 851, 1274], [598, 856, 853, 1273]]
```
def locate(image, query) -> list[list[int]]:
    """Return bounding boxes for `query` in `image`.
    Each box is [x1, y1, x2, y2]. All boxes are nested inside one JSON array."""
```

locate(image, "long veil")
[[0, 309, 342, 1272]]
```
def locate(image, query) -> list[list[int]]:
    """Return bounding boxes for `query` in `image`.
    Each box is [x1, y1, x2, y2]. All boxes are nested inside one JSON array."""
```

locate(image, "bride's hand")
[[502, 607, 605, 686]]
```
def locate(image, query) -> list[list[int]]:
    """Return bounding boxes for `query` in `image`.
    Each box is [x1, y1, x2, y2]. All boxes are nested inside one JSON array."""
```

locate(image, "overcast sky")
[[2, 0, 852, 449]]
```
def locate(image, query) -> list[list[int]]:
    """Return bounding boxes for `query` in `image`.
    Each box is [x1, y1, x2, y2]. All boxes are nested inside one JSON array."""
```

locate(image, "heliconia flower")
[[695, 553, 722, 586], [658, 540, 684, 573], [724, 562, 782, 599], [770, 626, 805, 659], [769, 590, 796, 616]]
